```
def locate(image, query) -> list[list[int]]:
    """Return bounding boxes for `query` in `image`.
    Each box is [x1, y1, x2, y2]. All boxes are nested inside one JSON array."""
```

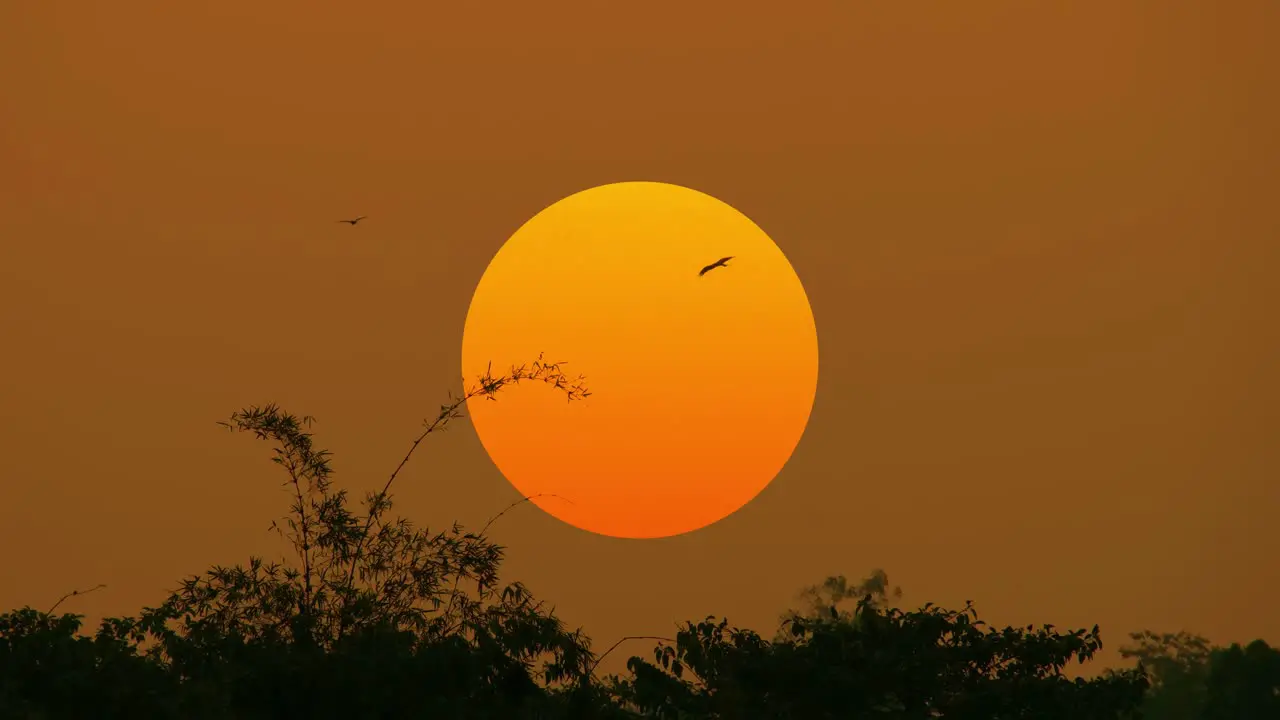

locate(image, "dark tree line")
[[1, 360, 1273, 718], [1116, 630, 1280, 720]]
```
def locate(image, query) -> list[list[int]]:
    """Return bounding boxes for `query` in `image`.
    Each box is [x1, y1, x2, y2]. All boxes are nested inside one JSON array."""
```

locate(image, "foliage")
[[0, 355, 1271, 718], [1118, 630, 1214, 720], [1, 355, 610, 718], [0, 606, 625, 719], [1201, 639, 1280, 719], [774, 568, 902, 641], [181, 354, 590, 651], [1116, 630, 1280, 720], [0, 607, 178, 719], [612, 597, 1150, 719]]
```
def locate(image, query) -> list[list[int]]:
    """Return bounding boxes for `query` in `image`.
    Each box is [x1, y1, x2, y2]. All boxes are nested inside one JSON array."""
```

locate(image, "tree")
[[614, 592, 1149, 719], [1118, 630, 1214, 720], [2, 349, 1225, 718], [0, 604, 179, 719], [1118, 630, 1280, 720], [0, 355, 622, 718], [1201, 639, 1280, 720], [774, 568, 902, 641]]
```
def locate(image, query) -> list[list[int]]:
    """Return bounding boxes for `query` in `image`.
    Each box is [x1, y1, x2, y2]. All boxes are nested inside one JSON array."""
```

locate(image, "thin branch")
[[46, 583, 107, 615], [587, 635, 675, 680], [284, 457, 316, 618], [478, 492, 575, 538]]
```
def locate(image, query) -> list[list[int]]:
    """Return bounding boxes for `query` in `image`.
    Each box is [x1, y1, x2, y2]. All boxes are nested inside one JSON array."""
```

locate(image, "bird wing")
[[698, 264, 714, 276]]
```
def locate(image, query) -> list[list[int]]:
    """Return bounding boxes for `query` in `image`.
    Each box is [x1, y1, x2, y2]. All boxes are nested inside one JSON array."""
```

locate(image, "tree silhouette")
[[0, 606, 180, 718], [774, 568, 902, 641], [1201, 639, 1280, 719], [612, 596, 1150, 719], [0, 355, 618, 718], [1115, 629, 1280, 720], [1118, 630, 1214, 719], [0, 352, 1269, 718]]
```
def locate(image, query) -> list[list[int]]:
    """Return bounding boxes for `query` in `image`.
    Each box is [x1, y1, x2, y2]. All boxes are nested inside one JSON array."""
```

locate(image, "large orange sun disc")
[[461, 181, 818, 539]]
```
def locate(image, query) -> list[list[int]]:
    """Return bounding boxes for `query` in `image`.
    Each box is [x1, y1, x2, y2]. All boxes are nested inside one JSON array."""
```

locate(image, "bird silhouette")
[[337, 216, 367, 225], [698, 256, 734, 277]]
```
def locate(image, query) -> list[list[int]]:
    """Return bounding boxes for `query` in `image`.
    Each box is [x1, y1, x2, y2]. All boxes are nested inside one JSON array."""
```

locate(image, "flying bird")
[[698, 256, 734, 277], [337, 216, 367, 225]]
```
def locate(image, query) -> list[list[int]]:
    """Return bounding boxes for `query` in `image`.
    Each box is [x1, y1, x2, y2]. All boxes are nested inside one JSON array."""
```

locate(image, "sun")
[[461, 181, 818, 539]]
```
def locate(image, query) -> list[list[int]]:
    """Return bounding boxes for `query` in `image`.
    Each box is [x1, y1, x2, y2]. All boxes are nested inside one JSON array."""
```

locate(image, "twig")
[[46, 583, 106, 615], [478, 492, 575, 537], [587, 635, 676, 680]]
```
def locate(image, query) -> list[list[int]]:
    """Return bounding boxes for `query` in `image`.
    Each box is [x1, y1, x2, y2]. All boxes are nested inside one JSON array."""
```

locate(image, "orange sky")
[[1, 1, 1276, 676]]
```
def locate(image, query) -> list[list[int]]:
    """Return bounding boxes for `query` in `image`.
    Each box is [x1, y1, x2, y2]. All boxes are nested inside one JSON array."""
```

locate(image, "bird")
[[337, 216, 367, 225], [698, 256, 734, 277]]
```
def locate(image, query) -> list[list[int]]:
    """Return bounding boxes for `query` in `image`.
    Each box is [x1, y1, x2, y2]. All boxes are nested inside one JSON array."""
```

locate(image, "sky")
[[1, 1, 1276, 675]]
